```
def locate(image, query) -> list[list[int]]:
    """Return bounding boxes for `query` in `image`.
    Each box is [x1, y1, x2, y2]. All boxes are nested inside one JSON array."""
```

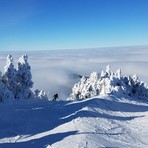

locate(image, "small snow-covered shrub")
[[35, 89, 48, 100], [69, 65, 148, 100]]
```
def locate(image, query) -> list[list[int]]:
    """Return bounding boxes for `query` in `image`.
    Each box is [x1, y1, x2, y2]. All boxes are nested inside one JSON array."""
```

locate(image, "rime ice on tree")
[[0, 68, 14, 102], [3, 55, 17, 92], [69, 65, 148, 100], [35, 89, 48, 100], [0, 80, 14, 102], [0, 54, 48, 102], [15, 54, 34, 99]]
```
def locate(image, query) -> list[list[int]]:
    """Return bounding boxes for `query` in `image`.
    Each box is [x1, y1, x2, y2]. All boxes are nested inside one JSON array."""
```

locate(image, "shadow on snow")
[[0, 131, 77, 148], [0, 97, 147, 147]]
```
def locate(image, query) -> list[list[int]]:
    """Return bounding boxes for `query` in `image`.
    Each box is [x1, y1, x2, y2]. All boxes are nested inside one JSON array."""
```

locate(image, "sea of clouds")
[[0, 46, 148, 100]]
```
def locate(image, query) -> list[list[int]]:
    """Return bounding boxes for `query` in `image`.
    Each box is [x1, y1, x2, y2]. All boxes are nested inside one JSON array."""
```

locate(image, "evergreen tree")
[[3, 55, 17, 92], [15, 54, 34, 99], [69, 66, 148, 100], [35, 89, 48, 100], [0, 70, 14, 102]]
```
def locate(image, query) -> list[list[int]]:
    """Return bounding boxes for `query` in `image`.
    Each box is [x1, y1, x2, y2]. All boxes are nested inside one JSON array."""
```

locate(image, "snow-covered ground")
[[0, 96, 148, 148]]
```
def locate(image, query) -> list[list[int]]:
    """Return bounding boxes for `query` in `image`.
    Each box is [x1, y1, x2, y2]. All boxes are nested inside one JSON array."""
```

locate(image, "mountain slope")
[[0, 96, 148, 148]]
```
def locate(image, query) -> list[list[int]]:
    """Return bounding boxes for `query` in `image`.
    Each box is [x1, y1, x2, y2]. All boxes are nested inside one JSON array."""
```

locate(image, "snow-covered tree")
[[3, 55, 17, 93], [15, 54, 34, 99], [35, 89, 48, 100], [68, 65, 148, 100], [0, 69, 14, 102], [0, 80, 14, 102], [0, 54, 50, 102]]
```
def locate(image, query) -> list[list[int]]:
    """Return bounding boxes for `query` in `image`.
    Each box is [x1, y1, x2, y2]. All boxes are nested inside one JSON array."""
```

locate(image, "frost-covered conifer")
[[116, 69, 121, 79], [15, 55, 34, 99], [35, 89, 48, 100], [69, 66, 148, 100], [0, 69, 14, 102], [3, 55, 17, 92], [106, 65, 111, 76], [0, 80, 14, 102]]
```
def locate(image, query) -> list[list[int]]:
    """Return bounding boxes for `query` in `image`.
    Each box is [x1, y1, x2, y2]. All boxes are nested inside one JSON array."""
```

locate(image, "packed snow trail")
[[0, 96, 148, 148]]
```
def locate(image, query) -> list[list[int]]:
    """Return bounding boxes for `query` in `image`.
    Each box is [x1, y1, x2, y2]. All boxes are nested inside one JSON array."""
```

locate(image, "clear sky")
[[0, 0, 148, 51]]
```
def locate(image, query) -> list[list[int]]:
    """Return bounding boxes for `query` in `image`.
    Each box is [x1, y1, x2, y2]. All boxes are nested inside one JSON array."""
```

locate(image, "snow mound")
[[69, 65, 148, 100]]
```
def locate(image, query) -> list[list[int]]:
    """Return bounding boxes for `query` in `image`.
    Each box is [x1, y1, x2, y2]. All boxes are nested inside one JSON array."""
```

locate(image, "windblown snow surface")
[[0, 95, 148, 148]]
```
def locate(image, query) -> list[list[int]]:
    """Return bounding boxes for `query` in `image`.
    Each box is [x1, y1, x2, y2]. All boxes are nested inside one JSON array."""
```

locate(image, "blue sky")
[[0, 0, 148, 51]]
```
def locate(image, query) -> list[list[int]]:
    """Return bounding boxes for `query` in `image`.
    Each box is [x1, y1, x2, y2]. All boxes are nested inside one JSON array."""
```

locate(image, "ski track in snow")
[[0, 96, 148, 148]]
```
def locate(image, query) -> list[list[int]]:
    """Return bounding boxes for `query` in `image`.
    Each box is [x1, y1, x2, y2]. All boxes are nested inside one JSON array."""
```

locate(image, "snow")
[[0, 46, 148, 147], [69, 65, 148, 100], [0, 96, 148, 148]]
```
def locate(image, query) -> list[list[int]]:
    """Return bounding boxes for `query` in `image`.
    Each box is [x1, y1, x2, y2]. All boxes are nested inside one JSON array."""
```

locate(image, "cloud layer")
[[0, 46, 148, 100]]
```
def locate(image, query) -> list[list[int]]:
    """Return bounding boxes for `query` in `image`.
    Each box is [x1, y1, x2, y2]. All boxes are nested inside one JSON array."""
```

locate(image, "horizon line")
[[0, 44, 148, 52]]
